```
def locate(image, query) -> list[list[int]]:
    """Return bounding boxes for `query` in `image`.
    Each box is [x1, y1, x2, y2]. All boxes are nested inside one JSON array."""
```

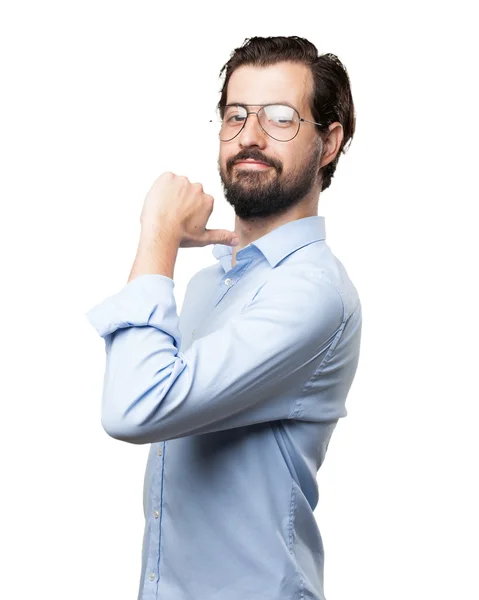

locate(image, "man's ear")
[[319, 122, 344, 169]]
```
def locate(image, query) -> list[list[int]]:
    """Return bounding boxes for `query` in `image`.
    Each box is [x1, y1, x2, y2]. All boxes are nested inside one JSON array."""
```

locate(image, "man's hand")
[[140, 171, 239, 248]]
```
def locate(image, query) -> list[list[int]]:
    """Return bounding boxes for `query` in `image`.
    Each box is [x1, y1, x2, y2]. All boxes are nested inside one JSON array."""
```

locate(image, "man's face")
[[218, 61, 323, 220]]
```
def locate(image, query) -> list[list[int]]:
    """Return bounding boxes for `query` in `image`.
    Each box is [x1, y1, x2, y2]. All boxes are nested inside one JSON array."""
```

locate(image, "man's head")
[[216, 36, 356, 220]]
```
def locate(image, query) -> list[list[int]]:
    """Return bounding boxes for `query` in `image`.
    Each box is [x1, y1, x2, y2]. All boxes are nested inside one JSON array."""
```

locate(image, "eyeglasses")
[[209, 103, 324, 142]]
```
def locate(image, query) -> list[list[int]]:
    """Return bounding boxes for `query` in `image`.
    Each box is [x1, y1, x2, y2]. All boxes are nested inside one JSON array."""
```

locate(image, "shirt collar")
[[212, 215, 326, 269]]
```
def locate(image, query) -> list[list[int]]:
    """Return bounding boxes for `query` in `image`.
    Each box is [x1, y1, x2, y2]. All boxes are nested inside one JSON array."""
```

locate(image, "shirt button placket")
[[154, 446, 162, 519], [147, 442, 162, 590]]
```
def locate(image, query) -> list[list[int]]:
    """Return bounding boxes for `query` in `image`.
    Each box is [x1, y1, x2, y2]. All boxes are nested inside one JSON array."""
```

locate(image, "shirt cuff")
[[84, 273, 179, 340]]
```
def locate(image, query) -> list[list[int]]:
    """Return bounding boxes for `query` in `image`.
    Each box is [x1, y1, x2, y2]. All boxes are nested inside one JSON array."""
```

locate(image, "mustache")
[[227, 151, 280, 171]]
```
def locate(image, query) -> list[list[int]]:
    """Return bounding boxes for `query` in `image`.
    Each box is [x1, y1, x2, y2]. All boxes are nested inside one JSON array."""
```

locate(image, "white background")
[[1, 1, 477, 599]]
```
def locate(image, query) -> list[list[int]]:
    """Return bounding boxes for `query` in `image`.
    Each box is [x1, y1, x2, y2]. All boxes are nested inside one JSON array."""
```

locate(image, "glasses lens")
[[215, 105, 247, 141], [259, 105, 299, 141], [211, 104, 300, 141]]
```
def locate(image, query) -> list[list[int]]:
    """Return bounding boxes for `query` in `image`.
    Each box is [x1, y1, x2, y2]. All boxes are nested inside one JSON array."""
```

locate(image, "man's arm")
[[85, 268, 346, 445], [128, 226, 179, 283]]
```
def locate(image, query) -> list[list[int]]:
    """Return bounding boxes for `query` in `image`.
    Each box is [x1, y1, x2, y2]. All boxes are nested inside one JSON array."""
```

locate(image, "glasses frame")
[[210, 103, 324, 142]]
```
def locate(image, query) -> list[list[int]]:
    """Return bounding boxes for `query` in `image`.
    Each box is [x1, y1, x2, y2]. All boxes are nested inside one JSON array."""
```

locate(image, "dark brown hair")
[[217, 36, 356, 192]]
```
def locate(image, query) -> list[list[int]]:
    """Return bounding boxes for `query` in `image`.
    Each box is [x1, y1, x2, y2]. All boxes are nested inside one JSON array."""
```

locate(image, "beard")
[[218, 143, 322, 220]]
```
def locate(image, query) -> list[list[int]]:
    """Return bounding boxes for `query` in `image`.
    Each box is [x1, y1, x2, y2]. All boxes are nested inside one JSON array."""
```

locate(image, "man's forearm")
[[128, 228, 180, 283]]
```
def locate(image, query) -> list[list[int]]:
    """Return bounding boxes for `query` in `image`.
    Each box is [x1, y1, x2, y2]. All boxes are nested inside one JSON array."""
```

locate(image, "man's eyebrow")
[[226, 101, 299, 110]]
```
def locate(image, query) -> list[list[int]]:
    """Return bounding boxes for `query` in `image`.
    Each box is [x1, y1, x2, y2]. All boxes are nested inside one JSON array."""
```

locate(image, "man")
[[86, 35, 362, 600]]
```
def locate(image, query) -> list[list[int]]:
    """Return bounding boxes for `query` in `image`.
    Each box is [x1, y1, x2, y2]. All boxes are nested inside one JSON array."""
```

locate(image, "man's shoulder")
[[280, 246, 361, 320]]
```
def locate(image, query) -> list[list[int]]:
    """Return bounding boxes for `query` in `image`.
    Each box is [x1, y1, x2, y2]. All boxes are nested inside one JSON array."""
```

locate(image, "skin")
[[217, 61, 344, 267]]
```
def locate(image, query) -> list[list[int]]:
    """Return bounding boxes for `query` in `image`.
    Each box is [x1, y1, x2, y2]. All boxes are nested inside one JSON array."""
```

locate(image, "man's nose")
[[237, 112, 267, 147]]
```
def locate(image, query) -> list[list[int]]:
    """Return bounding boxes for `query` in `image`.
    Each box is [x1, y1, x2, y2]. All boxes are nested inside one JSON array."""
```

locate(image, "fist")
[[140, 172, 239, 248]]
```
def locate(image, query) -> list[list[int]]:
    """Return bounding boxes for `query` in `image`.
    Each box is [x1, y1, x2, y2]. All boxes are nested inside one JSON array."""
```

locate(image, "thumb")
[[205, 229, 239, 247]]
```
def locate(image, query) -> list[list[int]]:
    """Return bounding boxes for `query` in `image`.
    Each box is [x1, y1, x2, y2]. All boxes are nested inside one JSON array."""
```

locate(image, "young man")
[[86, 35, 362, 600]]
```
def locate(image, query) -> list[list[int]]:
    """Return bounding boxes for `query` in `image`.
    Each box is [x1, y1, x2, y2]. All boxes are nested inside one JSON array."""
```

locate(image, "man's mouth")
[[234, 160, 271, 168]]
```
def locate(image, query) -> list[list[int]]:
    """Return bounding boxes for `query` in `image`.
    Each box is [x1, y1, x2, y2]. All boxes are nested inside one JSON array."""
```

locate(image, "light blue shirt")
[[85, 215, 362, 600]]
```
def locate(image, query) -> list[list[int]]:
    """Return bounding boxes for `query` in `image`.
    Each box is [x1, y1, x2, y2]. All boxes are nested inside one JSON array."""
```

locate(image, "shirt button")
[[157, 446, 162, 456], [225, 278, 232, 286], [149, 572, 156, 581], [153, 510, 160, 519]]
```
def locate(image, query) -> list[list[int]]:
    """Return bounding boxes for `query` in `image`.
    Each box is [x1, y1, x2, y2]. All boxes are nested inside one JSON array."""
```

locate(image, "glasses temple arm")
[[300, 118, 323, 126]]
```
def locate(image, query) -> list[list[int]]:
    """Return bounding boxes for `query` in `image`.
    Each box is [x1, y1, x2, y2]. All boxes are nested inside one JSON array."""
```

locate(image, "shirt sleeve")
[[85, 272, 344, 444]]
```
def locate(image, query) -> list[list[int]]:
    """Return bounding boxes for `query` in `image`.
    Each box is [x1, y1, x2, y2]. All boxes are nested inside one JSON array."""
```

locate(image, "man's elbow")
[[101, 412, 153, 445], [99, 359, 188, 444]]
